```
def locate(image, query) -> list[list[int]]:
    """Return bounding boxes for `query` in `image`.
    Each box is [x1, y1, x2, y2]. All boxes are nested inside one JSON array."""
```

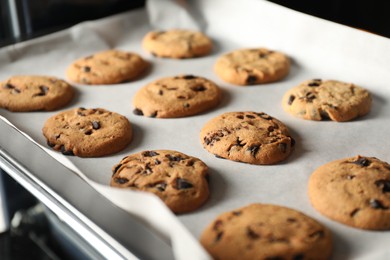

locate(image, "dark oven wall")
[[0, 0, 145, 47]]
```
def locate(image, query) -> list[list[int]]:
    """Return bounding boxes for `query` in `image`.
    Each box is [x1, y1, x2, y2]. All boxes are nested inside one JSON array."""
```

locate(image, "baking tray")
[[1, 0, 390, 259]]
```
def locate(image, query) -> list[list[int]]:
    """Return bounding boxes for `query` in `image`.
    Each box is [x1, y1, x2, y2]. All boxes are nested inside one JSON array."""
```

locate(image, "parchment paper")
[[1, 0, 390, 259]]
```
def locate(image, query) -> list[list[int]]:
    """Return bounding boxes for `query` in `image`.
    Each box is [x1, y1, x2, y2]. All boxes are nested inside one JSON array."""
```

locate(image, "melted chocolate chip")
[[288, 95, 295, 105], [60, 146, 74, 156], [155, 182, 167, 192], [4, 83, 15, 89], [304, 92, 316, 102], [369, 199, 388, 209], [308, 81, 321, 87], [183, 75, 197, 80], [246, 75, 257, 85], [232, 211, 242, 216], [289, 137, 296, 147], [154, 159, 161, 165], [115, 177, 129, 184], [215, 231, 223, 242], [286, 218, 297, 223], [133, 108, 144, 116], [92, 121, 100, 130], [191, 85, 206, 91], [247, 145, 260, 157], [84, 130, 93, 135], [158, 90, 163, 95], [143, 151, 160, 157], [350, 208, 360, 217], [236, 115, 244, 119], [175, 178, 193, 189], [278, 143, 287, 153], [83, 66, 91, 72], [347, 175, 356, 180], [150, 111, 157, 118], [246, 227, 260, 239], [47, 140, 55, 147], [246, 114, 255, 119], [375, 180, 390, 193], [113, 164, 122, 174], [213, 220, 223, 231], [166, 154, 183, 162], [352, 157, 371, 167], [183, 103, 190, 108], [35, 85, 49, 96]]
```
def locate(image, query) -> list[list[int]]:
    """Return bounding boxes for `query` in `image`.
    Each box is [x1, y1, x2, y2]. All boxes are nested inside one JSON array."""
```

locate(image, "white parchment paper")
[[1, 0, 390, 259]]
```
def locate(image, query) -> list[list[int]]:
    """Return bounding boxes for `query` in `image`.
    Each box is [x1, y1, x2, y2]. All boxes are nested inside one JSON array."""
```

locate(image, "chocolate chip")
[[213, 220, 223, 231], [60, 146, 74, 156], [347, 175, 355, 180], [304, 92, 316, 102], [92, 121, 100, 130], [204, 173, 210, 183], [308, 81, 321, 87], [375, 180, 390, 193], [83, 66, 91, 72], [150, 111, 157, 117], [4, 83, 15, 89], [154, 159, 161, 165], [246, 227, 260, 239], [175, 178, 193, 189], [278, 143, 287, 153], [154, 182, 167, 192], [288, 95, 295, 105], [166, 154, 183, 162], [236, 115, 244, 119], [84, 129, 93, 135], [215, 231, 223, 242], [79, 107, 86, 110], [369, 199, 388, 209], [114, 177, 129, 184], [191, 85, 206, 91], [320, 110, 330, 120], [256, 113, 272, 120], [245, 114, 255, 119], [286, 218, 297, 223], [236, 138, 246, 147], [142, 151, 159, 157], [352, 157, 371, 167], [247, 145, 260, 157], [47, 140, 55, 147], [158, 90, 163, 95], [183, 75, 197, 80], [143, 163, 153, 175], [113, 164, 122, 174], [232, 211, 241, 216], [133, 108, 144, 116], [12, 88, 20, 94], [289, 137, 296, 147], [184, 103, 190, 108], [36, 85, 49, 96], [246, 75, 257, 85]]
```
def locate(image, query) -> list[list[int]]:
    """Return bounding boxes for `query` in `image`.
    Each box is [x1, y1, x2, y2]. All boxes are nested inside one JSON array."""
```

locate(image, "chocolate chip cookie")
[[282, 79, 372, 121], [142, 29, 212, 59], [308, 155, 390, 230], [200, 203, 333, 260], [43, 108, 132, 157], [0, 75, 74, 112], [133, 75, 221, 118], [110, 150, 209, 214], [214, 48, 290, 86], [66, 49, 148, 85], [200, 111, 295, 165]]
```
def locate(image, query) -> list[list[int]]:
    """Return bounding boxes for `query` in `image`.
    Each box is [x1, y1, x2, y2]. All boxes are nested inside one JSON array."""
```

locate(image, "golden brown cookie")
[[132, 75, 221, 118], [43, 107, 132, 157], [200, 203, 333, 260], [0, 75, 74, 112], [200, 111, 295, 165], [282, 79, 372, 121], [66, 49, 147, 85], [214, 48, 290, 86], [110, 150, 209, 214], [308, 155, 390, 230], [142, 29, 212, 59]]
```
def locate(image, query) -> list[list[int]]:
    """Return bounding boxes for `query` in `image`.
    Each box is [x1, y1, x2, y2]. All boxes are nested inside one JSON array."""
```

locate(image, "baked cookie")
[[200, 203, 333, 260], [200, 111, 295, 165], [133, 75, 221, 118], [142, 29, 212, 59], [0, 75, 74, 112], [214, 48, 290, 86], [282, 79, 372, 122], [110, 150, 209, 214], [308, 155, 390, 230], [43, 107, 132, 157], [66, 49, 147, 85]]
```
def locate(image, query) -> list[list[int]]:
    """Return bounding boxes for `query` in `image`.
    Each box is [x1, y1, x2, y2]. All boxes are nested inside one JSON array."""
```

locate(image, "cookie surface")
[[43, 108, 132, 157], [66, 49, 147, 85], [142, 29, 212, 59], [214, 48, 290, 86], [133, 75, 221, 118], [200, 203, 333, 260], [0, 75, 74, 112], [308, 155, 390, 230], [110, 150, 209, 213], [282, 79, 372, 121], [200, 111, 295, 165]]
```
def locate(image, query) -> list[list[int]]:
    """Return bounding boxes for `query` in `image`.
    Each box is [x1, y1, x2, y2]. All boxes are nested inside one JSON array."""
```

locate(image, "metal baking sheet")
[[1, 0, 390, 259]]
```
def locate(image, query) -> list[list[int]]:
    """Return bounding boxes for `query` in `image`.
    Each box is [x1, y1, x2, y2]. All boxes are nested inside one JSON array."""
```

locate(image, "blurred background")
[[0, 0, 389, 47]]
